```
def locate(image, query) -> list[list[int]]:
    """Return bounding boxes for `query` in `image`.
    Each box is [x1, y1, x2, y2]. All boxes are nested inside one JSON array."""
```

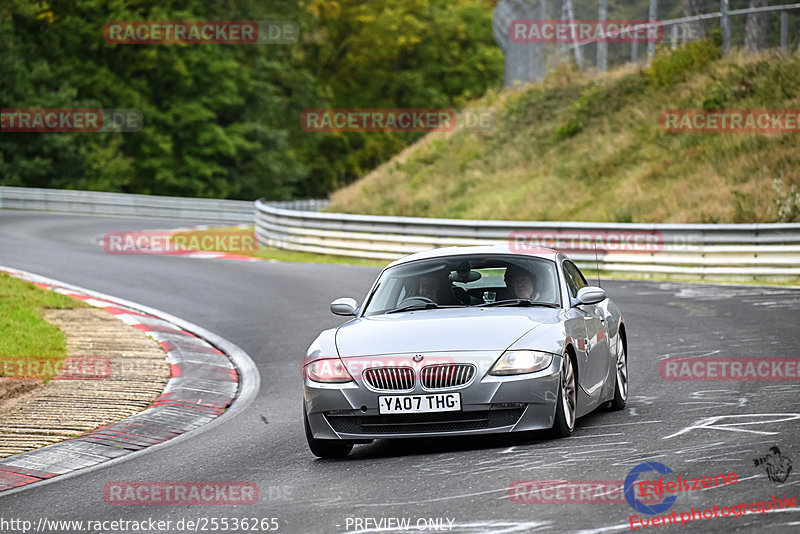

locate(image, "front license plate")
[[378, 393, 461, 414]]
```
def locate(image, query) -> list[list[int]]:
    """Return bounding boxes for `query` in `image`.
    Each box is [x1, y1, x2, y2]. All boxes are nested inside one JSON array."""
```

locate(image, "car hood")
[[335, 307, 560, 357]]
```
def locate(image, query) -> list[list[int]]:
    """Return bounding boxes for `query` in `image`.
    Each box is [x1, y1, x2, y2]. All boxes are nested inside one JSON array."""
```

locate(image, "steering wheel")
[[398, 296, 436, 306]]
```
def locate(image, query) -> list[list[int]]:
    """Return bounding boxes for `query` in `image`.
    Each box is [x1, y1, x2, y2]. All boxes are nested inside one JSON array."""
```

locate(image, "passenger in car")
[[504, 266, 541, 301]]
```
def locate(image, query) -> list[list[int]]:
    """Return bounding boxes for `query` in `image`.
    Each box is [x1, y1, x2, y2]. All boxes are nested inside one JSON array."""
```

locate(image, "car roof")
[[385, 244, 561, 269]]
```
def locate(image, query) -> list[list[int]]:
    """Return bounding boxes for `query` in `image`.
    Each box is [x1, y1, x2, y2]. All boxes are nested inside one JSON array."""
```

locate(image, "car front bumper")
[[303, 352, 562, 440]]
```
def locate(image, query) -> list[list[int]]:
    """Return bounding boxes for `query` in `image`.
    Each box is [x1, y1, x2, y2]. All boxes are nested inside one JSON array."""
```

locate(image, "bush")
[[647, 32, 722, 88]]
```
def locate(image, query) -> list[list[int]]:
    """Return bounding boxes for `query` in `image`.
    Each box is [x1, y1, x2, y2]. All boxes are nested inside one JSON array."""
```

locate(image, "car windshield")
[[363, 255, 560, 316]]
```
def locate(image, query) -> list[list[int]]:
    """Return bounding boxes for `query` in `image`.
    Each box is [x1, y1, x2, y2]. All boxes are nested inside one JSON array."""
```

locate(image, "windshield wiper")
[[385, 303, 468, 314], [478, 299, 560, 308], [386, 302, 439, 314]]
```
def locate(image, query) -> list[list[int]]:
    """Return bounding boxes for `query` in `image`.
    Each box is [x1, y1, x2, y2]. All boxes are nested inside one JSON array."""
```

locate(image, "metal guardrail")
[[254, 200, 800, 280], [0, 186, 327, 224], [4, 187, 797, 280]]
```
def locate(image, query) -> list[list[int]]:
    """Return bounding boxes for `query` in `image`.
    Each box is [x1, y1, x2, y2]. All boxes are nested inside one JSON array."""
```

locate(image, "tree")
[[744, 0, 770, 53], [2, 0, 503, 199], [681, 0, 706, 44]]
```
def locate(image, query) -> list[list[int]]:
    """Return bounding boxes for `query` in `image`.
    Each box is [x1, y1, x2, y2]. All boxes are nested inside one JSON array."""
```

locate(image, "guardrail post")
[[671, 24, 678, 49], [781, 10, 788, 52], [721, 0, 731, 53], [648, 0, 658, 59]]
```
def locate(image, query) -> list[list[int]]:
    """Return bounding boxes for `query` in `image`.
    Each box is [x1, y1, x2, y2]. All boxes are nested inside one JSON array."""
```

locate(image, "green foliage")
[[647, 32, 722, 88], [555, 73, 647, 140], [298, 0, 503, 195], [0, 0, 502, 199]]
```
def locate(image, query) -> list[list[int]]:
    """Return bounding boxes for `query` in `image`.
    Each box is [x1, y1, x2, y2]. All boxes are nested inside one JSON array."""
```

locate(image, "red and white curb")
[[0, 266, 259, 494], [95, 224, 262, 262]]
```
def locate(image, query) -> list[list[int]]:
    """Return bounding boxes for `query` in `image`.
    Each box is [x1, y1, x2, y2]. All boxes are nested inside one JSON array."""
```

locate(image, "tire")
[[551, 353, 577, 438], [304, 405, 353, 458], [608, 333, 628, 411]]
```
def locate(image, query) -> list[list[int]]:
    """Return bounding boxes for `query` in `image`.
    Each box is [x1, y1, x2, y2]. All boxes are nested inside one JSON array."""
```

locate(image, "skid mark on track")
[[663, 413, 800, 439], [679, 386, 800, 404], [582, 420, 662, 430], [752, 299, 800, 308], [678, 400, 753, 412], [572, 432, 624, 439], [658, 349, 722, 358]]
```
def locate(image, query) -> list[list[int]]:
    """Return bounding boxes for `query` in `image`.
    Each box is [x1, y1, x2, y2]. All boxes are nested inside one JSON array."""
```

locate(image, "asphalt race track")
[[1, 210, 799, 534]]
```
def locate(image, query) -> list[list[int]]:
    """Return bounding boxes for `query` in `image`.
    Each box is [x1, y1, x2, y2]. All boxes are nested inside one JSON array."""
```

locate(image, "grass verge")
[[0, 273, 86, 377]]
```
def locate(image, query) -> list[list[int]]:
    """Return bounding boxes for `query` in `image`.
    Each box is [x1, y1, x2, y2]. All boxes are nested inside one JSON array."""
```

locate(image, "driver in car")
[[504, 266, 541, 301], [419, 273, 448, 303]]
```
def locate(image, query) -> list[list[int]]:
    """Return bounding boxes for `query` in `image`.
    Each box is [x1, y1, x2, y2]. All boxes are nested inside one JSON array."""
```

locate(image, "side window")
[[562, 261, 587, 299], [572, 262, 588, 289]]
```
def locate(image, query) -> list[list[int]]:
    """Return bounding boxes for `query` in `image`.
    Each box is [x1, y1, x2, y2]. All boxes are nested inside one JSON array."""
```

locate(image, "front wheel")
[[551, 354, 577, 438], [304, 405, 353, 458], [608, 335, 628, 411]]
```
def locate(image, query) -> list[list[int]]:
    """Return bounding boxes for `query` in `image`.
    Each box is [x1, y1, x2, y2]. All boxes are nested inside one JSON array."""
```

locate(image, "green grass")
[[328, 43, 800, 224], [0, 273, 85, 377]]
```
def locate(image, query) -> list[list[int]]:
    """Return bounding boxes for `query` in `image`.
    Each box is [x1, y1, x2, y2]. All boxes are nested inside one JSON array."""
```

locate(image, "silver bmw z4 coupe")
[[302, 245, 628, 458]]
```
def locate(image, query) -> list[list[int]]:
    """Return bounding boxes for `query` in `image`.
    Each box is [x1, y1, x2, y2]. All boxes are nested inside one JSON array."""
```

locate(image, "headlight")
[[304, 358, 353, 383], [489, 350, 554, 376]]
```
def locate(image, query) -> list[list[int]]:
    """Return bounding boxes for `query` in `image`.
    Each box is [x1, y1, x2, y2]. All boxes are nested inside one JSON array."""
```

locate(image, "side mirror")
[[330, 297, 358, 316], [576, 286, 606, 306]]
